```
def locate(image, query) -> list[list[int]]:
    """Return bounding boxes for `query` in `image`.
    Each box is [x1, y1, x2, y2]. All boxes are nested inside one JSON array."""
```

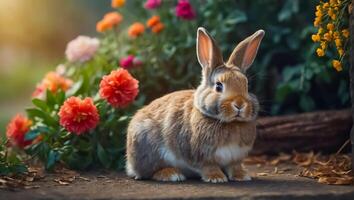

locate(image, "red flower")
[[6, 115, 32, 148], [58, 97, 99, 135], [99, 69, 139, 108], [175, 0, 196, 20]]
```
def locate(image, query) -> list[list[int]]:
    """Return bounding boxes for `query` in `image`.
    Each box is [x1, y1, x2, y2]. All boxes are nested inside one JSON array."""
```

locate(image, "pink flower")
[[175, 0, 196, 20], [120, 55, 143, 69], [65, 36, 100, 63], [120, 55, 135, 69], [144, 0, 162, 9]]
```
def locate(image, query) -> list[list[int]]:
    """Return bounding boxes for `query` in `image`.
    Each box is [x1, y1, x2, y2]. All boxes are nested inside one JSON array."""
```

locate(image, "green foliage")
[[122, 0, 350, 114], [0, 140, 27, 175]]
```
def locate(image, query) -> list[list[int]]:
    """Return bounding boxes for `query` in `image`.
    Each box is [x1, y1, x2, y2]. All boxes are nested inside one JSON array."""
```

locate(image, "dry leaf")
[[78, 176, 90, 181], [256, 172, 269, 176], [293, 151, 314, 167], [54, 179, 70, 186], [318, 177, 353, 185]]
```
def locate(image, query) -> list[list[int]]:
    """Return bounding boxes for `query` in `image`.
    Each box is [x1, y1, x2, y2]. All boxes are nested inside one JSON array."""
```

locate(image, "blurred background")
[[0, 0, 111, 133], [0, 0, 350, 134]]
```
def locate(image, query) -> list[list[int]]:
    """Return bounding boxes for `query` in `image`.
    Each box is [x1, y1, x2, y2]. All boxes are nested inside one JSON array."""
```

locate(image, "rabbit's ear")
[[196, 27, 223, 69], [226, 30, 265, 72]]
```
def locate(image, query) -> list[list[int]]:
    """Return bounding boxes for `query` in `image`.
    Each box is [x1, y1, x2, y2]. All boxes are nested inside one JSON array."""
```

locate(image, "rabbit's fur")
[[126, 27, 264, 183]]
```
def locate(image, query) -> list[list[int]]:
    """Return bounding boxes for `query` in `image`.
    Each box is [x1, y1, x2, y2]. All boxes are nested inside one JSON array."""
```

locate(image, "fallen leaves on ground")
[[0, 167, 43, 190], [52, 166, 83, 186], [245, 152, 353, 185], [298, 153, 352, 185], [0, 165, 90, 190]]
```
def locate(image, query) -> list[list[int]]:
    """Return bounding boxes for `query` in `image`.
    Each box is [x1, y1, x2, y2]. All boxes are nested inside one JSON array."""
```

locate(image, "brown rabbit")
[[126, 27, 264, 183]]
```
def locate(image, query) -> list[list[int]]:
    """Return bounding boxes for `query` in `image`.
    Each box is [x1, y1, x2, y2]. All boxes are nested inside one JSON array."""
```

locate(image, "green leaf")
[[278, 0, 299, 22], [225, 10, 247, 25], [32, 99, 49, 112], [46, 150, 59, 170], [57, 91, 66, 105], [26, 108, 58, 127], [65, 152, 92, 170], [76, 139, 92, 152], [299, 95, 315, 112], [282, 65, 301, 82], [97, 143, 110, 168], [24, 130, 40, 141], [46, 90, 57, 108], [66, 78, 83, 97]]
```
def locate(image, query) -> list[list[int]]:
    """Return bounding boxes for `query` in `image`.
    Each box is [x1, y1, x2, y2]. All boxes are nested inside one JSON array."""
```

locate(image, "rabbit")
[[126, 27, 264, 183]]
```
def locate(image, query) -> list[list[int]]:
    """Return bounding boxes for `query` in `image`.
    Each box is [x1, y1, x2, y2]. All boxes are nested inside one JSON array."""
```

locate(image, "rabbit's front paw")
[[227, 163, 252, 181], [229, 173, 252, 181], [152, 167, 186, 182], [201, 166, 228, 183]]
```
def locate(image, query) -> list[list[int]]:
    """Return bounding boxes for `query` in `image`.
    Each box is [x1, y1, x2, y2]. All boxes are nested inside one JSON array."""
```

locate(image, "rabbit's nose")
[[232, 103, 244, 111]]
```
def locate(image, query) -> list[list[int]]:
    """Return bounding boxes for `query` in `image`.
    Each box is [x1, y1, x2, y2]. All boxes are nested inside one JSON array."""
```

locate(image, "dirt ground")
[[1, 163, 354, 200]]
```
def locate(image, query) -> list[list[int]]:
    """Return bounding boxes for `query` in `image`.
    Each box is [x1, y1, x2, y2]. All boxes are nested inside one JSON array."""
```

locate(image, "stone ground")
[[1, 164, 354, 200]]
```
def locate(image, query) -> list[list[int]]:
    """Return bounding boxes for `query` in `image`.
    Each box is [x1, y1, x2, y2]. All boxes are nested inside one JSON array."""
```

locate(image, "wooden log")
[[252, 109, 352, 155]]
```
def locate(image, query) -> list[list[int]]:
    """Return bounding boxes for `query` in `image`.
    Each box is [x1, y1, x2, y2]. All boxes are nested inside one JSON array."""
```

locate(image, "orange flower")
[[96, 12, 123, 33], [112, 0, 125, 8], [43, 72, 73, 93], [104, 12, 123, 25], [128, 22, 145, 38], [96, 20, 111, 33], [6, 115, 33, 148], [152, 22, 165, 34], [32, 72, 73, 98], [147, 15, 160, 28]]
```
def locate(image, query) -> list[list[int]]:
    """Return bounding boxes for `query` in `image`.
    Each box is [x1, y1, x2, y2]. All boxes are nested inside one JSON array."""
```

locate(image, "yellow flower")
[[333, 31, 340, 39], [316, 48, 325, 57], [320, 41, 327, 49], [326, 23, 334, 31], [338, 48, 344, 57], [328, 8, 334, 15], [335, 38, 342, 47], [331, 14, 336, 20], [332, 60, 342, 71], [328, 9, 336, 20], [315, 10, 323, 17], [318, 28, 324, 34], [323, 32, 332, 41], [329, 0, 337, 6], [112, 0, 125, 8], [314, 18, 321, 27], [323, 2, 329, 9], [342, 29, 349, 38], [311, 34, 321, 42]]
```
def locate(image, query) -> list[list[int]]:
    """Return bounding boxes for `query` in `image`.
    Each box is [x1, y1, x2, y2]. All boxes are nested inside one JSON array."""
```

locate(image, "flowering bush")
[[312, 0, 351, 71], [2, 0, 351, 171]]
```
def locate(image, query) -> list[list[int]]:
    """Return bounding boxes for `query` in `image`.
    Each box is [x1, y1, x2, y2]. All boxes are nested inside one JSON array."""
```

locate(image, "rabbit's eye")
[[215, 82, 223, 92]]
